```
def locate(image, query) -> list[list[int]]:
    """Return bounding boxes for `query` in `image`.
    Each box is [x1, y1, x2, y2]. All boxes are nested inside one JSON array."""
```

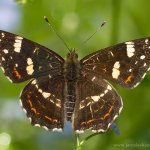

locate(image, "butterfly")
[[0, 30, 150, 133]]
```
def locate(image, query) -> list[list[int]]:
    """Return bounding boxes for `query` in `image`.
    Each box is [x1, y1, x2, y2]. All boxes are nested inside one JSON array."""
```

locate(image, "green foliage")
[[1, 0, 150, 150], [15, 0, 32, 4]]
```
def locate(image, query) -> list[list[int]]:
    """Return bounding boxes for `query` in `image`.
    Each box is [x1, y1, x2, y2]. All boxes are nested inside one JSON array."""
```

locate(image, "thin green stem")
[[76, 133, 101, 150], [76, 134, 82, 150]]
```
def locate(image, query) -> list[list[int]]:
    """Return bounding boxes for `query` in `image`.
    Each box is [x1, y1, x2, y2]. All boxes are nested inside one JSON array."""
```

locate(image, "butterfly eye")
[[75, 53, 78, 59], [67, 53, 71, 58]]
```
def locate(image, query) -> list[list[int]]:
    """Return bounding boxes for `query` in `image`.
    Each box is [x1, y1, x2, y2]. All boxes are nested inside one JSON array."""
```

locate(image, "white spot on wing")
[[140, 55, 145, 60], [114, 61, 120, 68], [107, 85, 112, 90], [42, 126, 49, 131], [50, 99, 54, 103], [26, 58, 34, 75], [42, 92, 51, 98], [34, 124, 40, 127], [27, 58, 33, 65], [91, 130, 97, 133], [52, 128, 62, 132], [98, 129, 105, 132], [109, 51, 114, 57], [16, 36, 23, 40], [92, 66, 96, 70], [1, 32, 5, 38], [112, 61, 120, 79], [14, 42, 22, 48], [129, 68, 132, 72], [91, 76, 96, 81], [32, 80, 36, 84], [75, 130, 84, 134], [2, 57, 5, 61], [13, 37, 23, 53], [35, 84, 38, 88], [79, 103, 85, 109], [56, 99, 61, 108], [3, 49, 8, 54], [100, 93, 104, 97], [38, 89, 42, 93], [145, 39, 149, 44], [91, 96, 100, 102], [143, 63, 147, 67], [104, 89, 108, 94], [14, 47, 21, 53], [126, 41, 135, 57], [26, 65, 34, 75], [49, 75, 52, 78]]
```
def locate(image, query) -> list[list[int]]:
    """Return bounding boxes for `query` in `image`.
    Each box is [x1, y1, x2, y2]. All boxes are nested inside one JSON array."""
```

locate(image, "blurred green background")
[[0, 0, 150, 150]]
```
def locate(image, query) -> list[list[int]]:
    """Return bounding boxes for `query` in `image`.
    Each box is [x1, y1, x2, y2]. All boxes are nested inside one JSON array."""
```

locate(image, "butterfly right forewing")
[[81, 38, 150, 88]]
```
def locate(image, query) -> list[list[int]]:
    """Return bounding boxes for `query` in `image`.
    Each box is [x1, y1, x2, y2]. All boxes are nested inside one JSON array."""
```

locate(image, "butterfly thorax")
[[64, 49, 80, 80], [64, 49, 81, 121]]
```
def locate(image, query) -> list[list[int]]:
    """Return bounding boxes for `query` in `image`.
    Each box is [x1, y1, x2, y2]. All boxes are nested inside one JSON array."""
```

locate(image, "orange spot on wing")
[[99, 106, 113, 120], [27, 95, 40, 115], [81, 106, 113, 125], [124, 72, 133, 84], [13, 66, 21, 79], [45, 116, 58, 123], [28, 100, 33, 108], [81, 119, 95, 125], [31, 108, 36, 113]]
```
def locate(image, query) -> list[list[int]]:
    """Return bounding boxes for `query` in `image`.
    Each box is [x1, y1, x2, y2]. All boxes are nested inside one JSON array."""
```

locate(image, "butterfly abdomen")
[[64, 50, 81, 121], [65, 81, 76, 121]]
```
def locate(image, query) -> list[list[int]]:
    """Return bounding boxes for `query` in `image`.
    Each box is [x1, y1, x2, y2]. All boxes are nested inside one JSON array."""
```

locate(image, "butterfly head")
[[66, 48, 78, 62]]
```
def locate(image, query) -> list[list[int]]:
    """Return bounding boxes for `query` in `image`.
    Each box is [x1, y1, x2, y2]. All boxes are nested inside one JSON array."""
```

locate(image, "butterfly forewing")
[[81, 38, 150, 88], [0, 30, 64, 83], [73, 75, 122, 133], [20, 75, 65, 131]]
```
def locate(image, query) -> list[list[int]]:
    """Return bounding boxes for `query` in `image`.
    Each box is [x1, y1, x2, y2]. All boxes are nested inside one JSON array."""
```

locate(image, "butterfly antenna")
[[80, 21, 106, 47], [44, 16, 70, 51]]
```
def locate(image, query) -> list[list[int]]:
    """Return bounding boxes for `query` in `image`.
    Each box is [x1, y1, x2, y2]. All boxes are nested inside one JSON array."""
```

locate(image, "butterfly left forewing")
[[81, 38, 150, 88], [0, 30, 64, 83]]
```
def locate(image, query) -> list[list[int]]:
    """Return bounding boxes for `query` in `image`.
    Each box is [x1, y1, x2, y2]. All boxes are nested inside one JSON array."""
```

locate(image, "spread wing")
[[73, 75, 122, 133], [81, 38, 150, 88], [20, 75, 65, 131], [0, 30, 64, 83]]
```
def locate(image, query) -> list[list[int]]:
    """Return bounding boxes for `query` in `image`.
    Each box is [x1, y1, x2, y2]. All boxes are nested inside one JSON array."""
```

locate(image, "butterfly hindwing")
[[0, 30, 64, 83], [20, 75, 65, 131], [81, 38, 150, 88], [73, 75, 122, 133]]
